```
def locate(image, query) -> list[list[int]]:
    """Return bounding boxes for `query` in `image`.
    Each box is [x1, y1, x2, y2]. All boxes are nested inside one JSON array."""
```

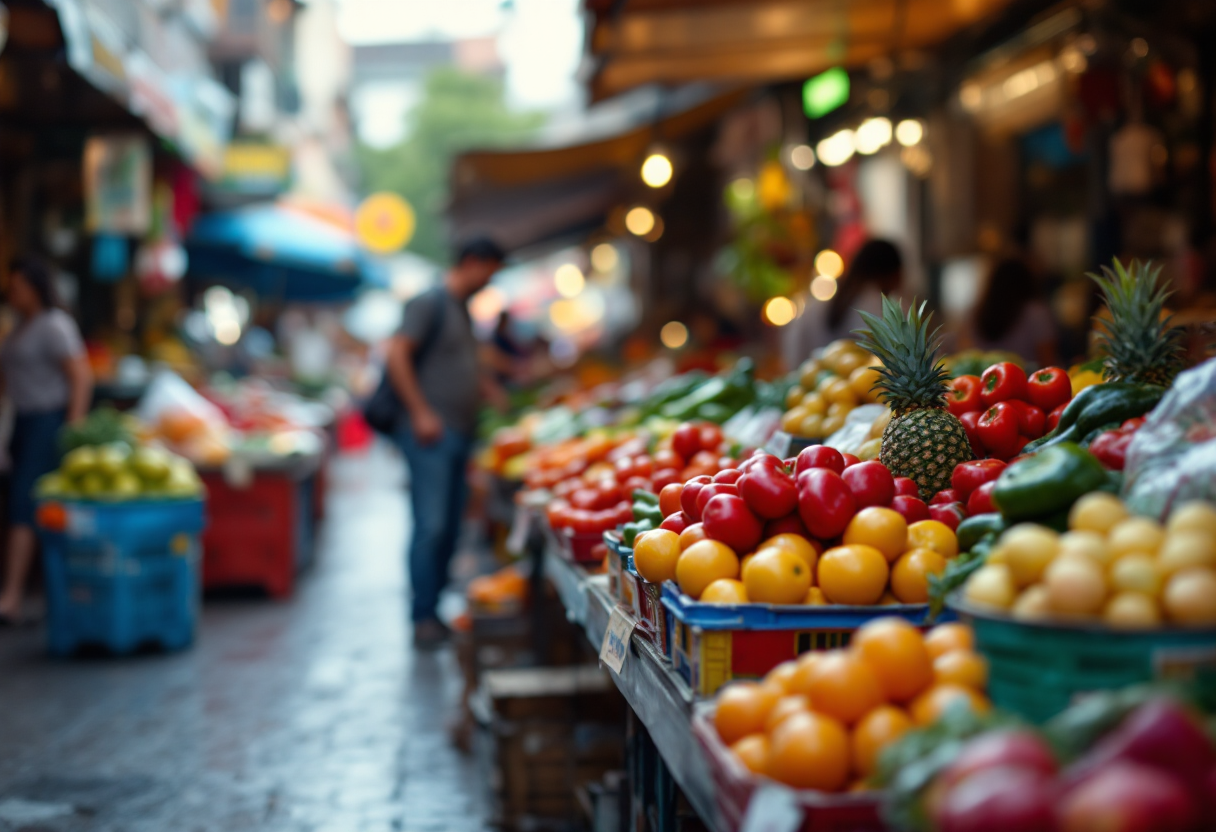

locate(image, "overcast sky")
[[337, 0, 585, 112]]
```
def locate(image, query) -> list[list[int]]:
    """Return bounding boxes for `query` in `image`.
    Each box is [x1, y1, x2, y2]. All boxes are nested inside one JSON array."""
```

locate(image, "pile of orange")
[[712, 619, 990, 791], [635, 512, 959, 607]]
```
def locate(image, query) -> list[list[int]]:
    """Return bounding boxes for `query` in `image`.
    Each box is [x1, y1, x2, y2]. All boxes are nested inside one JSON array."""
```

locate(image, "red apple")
[[1058, 762, 1197, 832], [936, 765, 1059, 832]]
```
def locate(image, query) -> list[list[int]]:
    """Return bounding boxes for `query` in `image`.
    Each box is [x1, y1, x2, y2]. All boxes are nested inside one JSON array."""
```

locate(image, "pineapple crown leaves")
[[1088, 257, 1185, 385], [852, 295, 951, 411]]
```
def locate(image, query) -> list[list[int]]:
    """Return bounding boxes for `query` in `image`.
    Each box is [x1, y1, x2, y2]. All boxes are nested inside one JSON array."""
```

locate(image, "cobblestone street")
[[0, 450, 492, 832]]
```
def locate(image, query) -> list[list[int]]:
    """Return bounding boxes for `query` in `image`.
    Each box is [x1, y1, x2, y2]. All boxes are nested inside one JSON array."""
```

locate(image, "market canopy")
[[583, 0, 1017, 101], [186, 203, 388, 303], [449, 85, 748, 253]]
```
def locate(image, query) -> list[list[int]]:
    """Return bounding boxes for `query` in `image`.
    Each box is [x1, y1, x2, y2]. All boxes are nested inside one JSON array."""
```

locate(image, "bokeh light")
[[816, 130, 855, 166], [811, 275, 838, 301], [660, 320, 688, 349], [554, 263, 585, 297], [814, 249, 844, 279], [590, 243, 618, 273], [789, 145, 816, 170], [895, 119, 924, 147], [855, 117, 892, 155], [625, 206, 656, 236], [640, 153, 673, 188], [469, 285, 507, 323], [763, 296, 796, 326]]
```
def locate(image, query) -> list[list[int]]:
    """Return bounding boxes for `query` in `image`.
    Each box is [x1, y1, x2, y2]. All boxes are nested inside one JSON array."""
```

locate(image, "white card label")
[[740, 784, 801, 832], [505, 509, 531, 555], [599, 606, 636, 674]]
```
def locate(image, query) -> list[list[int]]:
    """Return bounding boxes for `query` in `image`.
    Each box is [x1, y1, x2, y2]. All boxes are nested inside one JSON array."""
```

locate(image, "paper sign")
[[599, 606, 636, 674], [741, 784, 801, 832]]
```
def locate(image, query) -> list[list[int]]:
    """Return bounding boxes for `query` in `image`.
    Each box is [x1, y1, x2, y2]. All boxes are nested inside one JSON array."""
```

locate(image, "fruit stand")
[[497, 258, 1216, 832]]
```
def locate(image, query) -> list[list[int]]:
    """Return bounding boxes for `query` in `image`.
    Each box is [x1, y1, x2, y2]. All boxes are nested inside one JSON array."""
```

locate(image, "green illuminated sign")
[[803, 68, 850, 119]]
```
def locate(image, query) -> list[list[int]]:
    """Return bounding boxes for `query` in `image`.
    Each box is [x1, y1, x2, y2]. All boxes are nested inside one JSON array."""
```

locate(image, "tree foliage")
[[356, 68, 545, 263]]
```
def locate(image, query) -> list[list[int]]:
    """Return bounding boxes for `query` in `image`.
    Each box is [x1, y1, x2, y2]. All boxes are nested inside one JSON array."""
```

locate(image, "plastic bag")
[[826, 404, 887, 456], [137, 370, 232, 464], [1122, 357, 1216, 521]]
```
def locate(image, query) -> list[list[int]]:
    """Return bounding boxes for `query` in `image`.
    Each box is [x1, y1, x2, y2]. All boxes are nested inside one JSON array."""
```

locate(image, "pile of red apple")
[[948, 363, 1073, 460], [652, 444, 968, 557], [928, 698, 1216, 832]]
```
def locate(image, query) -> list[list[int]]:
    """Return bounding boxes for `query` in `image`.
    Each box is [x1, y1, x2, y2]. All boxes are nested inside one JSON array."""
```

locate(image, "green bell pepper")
[[992, 442, 1109, 523], [956, 513, 1008, 554], [1024, 383, 1165, 453]]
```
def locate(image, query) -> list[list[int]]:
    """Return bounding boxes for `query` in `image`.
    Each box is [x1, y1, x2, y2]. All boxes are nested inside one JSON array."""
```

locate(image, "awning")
[[449, 86, 749, 253], [187, 203, 388, 303], [584, 0, 1017, 101]]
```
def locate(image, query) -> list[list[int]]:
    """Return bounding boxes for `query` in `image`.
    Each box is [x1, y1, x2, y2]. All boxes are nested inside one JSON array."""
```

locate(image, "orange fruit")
[[851, 618, 934, 702], [730, 734, 769, 775], [787, 652, 822, 697], [714, 682, 780, 744], [758, 534, 821, 570], [701, 579, 749, 604], [851, 705, 913, 778], [890, 547, 948, 604], [923, 622, 974, 660], [742, 549, 813, 604], [800, 650, 886, 725], [906, 520, 959, 559], [909, 683, 990, 726], [843, 507, 908, 562], [677, 540, 739, 599], [805, 586, 828, 605], [764, 694, 811, 734], [933, 649, 988, 691], [765, 660, 800, 693], [679, 523, 709, 551], [817, 545, 890, 605], [634, 529, 681, 584], [766, 711, 851, 791]]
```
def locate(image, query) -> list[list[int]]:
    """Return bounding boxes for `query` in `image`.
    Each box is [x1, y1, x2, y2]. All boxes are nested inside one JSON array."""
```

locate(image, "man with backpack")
[[381, 238, 505, 648]]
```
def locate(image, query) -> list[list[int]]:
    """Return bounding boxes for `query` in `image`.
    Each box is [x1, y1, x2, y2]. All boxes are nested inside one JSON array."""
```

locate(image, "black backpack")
[[362, 287, 446, 436]]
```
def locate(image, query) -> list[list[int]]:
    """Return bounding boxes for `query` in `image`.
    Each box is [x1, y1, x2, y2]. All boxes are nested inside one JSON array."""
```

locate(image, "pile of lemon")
[[781, 341, 882, 439], [964, 496, 1216, 628]]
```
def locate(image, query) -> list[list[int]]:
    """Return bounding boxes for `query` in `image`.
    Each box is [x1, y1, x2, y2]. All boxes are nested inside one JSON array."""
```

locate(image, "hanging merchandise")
[[91, 234, 129, 283], [83, 135, 152, 235]]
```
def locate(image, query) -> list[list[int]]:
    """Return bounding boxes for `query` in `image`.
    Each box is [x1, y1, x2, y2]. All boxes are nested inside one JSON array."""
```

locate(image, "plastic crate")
[[604, 533, 635, 607], [200, 470, 316, 597], [623, 561, 668, 655], [37, 498, 205, 656], [663, 583, 942, 697], [691, 705, 884, 832], [953, 597, 1216, 723]]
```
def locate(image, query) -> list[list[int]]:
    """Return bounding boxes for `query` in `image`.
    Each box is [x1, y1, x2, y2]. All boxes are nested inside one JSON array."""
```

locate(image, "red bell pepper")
[[980, 362, 1028, 406], [958, 411, 985, 457], [1090, 429, 1134, 471], [1008, 400, 1046, 439], [977, 402, 1020, 457], [1026, 366, 1071, 412], [951, 459, 1007, 502], [947, 375, 984, 416]]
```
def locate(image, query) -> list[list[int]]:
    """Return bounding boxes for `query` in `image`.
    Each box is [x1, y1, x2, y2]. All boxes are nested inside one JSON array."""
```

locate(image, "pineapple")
[[1089, 258, 1185, 387], [854, 296, 973, 501]]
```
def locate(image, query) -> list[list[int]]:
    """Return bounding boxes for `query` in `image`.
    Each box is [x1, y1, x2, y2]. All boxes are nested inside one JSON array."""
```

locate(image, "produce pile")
[[36, 442, 203, 502], [781, 340, 883, 439], [710, 619, 990, 791]]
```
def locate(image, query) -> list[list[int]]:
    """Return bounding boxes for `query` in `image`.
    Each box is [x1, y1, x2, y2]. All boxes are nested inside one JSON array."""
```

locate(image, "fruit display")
[[35, 443, 203, 501], [961, 496, 1216, 628], [854, 298, 975, 501], [945, 362, 1073, 460], [709, 619, 989, 791], [632, 445, 963, 607], [878, 688, 1216, 832], [780, 340, 883, 439], [1089, 258, 1186, 388]]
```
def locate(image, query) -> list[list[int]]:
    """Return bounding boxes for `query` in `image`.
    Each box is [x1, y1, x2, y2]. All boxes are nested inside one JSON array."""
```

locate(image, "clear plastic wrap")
[[1122, 357, 1216, 521]]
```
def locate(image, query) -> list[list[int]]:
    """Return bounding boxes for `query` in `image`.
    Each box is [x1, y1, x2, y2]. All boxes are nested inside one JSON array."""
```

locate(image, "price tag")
[[740, 783, 801, 832], [599, 606, 636, 675], [505, 509, 532, 556]]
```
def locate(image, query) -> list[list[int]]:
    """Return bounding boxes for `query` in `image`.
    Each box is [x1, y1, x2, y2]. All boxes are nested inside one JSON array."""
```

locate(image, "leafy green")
[[58, 406, 134, 453]]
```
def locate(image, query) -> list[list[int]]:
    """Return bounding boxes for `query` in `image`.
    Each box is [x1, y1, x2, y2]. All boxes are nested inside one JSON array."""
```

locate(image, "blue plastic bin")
[[37, 498, 206, 656]]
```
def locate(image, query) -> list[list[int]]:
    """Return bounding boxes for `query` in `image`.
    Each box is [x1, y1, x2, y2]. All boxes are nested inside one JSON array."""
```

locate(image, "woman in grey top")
[[0, 257, 92, 624]]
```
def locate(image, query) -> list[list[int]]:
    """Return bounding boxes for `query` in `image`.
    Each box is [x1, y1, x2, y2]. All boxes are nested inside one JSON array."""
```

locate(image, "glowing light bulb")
[[641, 153, 673, 188]]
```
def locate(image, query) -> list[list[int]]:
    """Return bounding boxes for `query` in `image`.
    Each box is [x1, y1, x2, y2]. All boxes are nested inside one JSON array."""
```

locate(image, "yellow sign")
[[356, 192, 415, 253]]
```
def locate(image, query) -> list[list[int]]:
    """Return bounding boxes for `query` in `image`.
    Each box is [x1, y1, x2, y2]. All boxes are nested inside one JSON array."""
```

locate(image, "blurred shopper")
[[968, 257, 1058, 368], [0, 256, 92, 624], [785, 239, 903, 366], [384, 238, 505, 648]]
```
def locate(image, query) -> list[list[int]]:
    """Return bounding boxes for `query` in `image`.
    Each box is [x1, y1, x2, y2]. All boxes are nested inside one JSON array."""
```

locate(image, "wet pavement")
[[0, 449, 493, 832]]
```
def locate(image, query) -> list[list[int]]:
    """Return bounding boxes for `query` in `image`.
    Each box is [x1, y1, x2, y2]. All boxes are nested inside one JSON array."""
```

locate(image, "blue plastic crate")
[[37, 498, 205, 656]]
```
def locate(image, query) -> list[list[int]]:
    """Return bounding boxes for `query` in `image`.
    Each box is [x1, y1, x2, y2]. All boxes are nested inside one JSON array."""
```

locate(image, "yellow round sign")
[[355, 192, 415, 254]]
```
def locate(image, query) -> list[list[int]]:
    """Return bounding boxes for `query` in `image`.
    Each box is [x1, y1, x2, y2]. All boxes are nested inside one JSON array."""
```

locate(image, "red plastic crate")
[[691, 706, 884, 832], [200, 470, 315, 597]]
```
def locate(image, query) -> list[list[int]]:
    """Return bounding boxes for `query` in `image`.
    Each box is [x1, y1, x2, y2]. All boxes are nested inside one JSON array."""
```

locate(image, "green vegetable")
[[695, 402, 734, 423], [659, 359, 756, 421], [1024, 383, 1165, 453], [622, 518, 656, 548], [956, 513, 1007, 553], [992, 443, 1109, 523], [632, 489, 660, 507], [58, 406, 134, 453], [928, 535, 995, 618]]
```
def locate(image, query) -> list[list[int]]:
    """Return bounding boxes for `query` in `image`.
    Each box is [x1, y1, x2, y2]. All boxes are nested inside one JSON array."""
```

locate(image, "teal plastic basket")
[[951, 597, 1216, 723]]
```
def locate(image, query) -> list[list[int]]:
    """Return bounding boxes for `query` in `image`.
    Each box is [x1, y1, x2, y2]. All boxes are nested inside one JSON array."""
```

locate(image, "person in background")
[[385, 238, 506, 649], [968, 257, 1059, 368], [784, 239, 904, 366], [0, 256, 92, 624]]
